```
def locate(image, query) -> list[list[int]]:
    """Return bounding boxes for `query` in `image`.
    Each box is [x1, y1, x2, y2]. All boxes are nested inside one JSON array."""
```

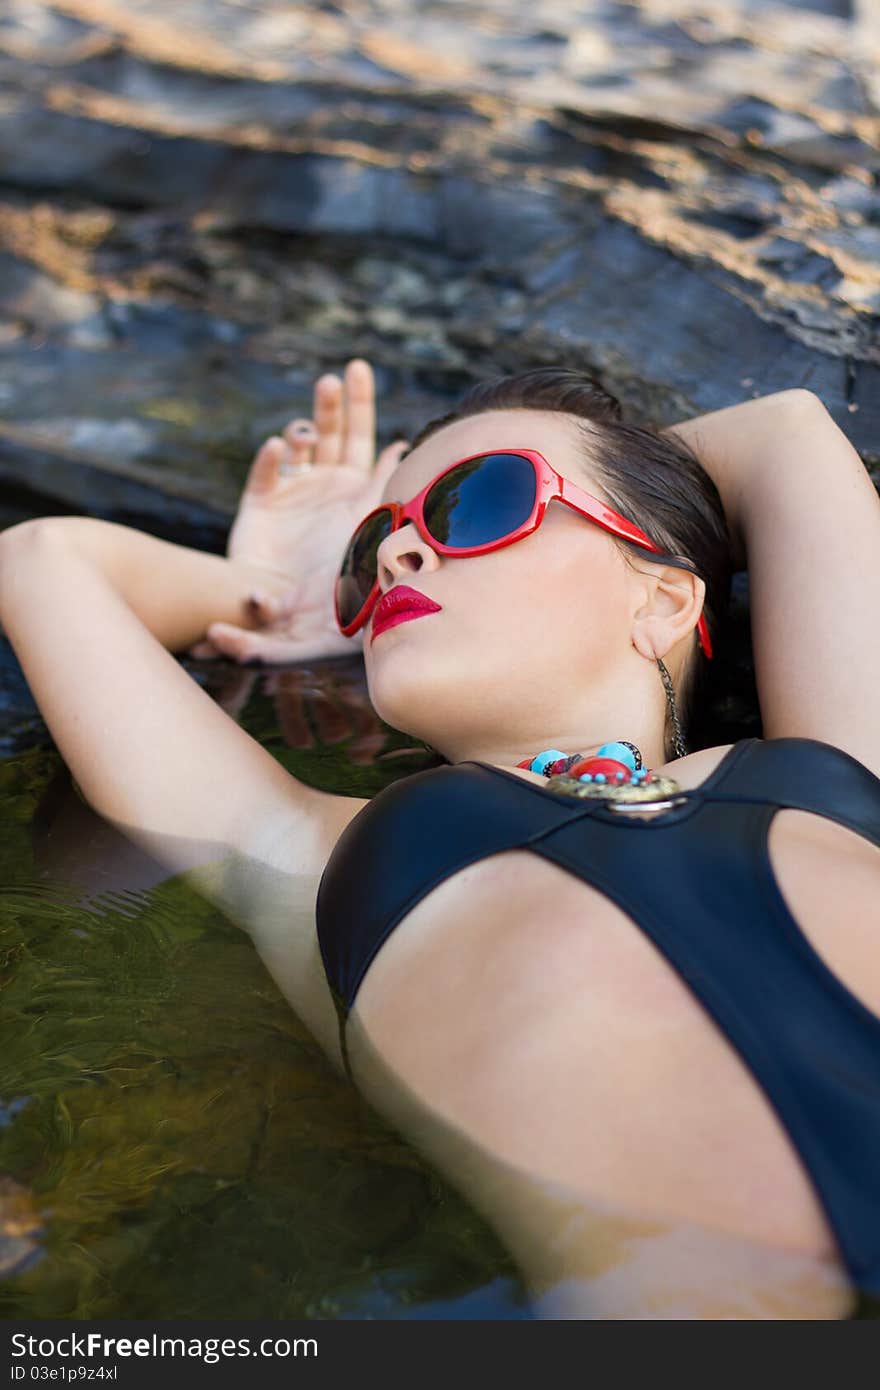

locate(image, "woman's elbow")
[[778, 387, 824, 414]]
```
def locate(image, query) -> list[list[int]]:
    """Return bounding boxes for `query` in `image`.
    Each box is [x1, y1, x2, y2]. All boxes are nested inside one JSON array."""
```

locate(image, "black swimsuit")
[[316, 737, 880, 1294]]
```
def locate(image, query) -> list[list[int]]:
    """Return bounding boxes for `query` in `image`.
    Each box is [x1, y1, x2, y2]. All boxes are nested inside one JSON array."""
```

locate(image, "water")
[[0, 670, 529, 1318]]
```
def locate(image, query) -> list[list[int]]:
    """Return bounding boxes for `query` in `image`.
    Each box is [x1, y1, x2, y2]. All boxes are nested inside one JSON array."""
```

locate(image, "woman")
[[1, 359, 878, 1319]]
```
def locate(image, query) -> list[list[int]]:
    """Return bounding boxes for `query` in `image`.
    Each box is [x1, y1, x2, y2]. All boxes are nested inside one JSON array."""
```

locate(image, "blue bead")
[[578, 774, 594, 783], [594, 773, 607, 783], [531, 749, 568, 774], [596, 741, 638, 772], [615, 772, 625, 781]]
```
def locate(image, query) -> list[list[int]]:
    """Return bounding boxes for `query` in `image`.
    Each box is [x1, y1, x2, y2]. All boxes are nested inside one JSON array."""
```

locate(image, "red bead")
[[566, 759, 594, 779], [567, 757, 632, 782], [517, 758, 534, 769]]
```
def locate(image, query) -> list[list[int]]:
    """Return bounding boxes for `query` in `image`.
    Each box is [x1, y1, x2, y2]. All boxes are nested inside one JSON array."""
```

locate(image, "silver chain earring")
[[657, 657, 688, 761]]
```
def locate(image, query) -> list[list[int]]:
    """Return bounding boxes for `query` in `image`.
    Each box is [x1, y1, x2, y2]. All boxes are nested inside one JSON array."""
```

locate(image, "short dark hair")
[[407, 368, 734, 756]]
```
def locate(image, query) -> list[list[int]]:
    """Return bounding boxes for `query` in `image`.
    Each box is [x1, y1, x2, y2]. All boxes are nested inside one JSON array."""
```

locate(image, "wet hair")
[[406, 368, 734, 756]]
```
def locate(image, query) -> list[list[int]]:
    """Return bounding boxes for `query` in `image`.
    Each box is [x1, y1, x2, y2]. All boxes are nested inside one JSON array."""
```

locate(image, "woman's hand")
[[191, 359, 409, 664]]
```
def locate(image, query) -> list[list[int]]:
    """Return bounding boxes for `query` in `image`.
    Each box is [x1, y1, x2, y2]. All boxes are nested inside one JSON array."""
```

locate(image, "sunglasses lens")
[[337, 455, 538, 631], [336, 507, 395, 629], [423, 453, 537, 547]]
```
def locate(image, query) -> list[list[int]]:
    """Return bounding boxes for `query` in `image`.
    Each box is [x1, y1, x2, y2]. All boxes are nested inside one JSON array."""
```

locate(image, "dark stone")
[[755, 237, 841, 287], [0, 638, 48, 758], [849, 365, 880, 463], [0, 103, 231, 208], [683, 209, 769, 240], [526, 217, 868, 435], [0, 0, 877, 766], [773, 0, 852, 14]]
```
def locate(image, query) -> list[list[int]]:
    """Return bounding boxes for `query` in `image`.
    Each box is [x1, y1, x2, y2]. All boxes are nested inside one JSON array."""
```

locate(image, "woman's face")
[[363, 409, 643, 756]]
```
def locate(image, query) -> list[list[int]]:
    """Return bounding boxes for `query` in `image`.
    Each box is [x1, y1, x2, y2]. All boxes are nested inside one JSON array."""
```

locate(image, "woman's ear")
[[630, 567, 706, 662]]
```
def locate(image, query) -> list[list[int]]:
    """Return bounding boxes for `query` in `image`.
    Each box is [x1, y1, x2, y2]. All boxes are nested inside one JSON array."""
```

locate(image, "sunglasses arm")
[[557, 479, 713, 659]]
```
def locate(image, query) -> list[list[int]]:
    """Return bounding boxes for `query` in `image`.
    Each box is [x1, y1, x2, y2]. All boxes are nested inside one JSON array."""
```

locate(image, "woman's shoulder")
[[665, 737, 880, 798], [660, 742, 739, 790]]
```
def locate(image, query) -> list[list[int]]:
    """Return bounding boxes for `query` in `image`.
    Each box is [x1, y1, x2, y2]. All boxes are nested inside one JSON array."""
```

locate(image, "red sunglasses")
[[335, 448, 713, 659]]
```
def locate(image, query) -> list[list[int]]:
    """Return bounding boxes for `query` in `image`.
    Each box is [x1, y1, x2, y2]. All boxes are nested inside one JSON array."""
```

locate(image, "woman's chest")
[[355, 804, 880, 1034], [349, 805, 880, 1254]]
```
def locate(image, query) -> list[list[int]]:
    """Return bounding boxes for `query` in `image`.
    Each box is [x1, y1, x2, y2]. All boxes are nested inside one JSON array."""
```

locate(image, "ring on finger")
[[286, 422, 316, 471]]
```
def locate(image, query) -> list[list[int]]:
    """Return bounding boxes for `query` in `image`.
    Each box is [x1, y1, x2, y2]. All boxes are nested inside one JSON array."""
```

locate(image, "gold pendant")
[[543, 772, 687, 814]]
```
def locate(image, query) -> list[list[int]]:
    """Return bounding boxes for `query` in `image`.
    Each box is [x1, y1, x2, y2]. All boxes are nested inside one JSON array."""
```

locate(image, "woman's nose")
[[376, 522, 440, 588]]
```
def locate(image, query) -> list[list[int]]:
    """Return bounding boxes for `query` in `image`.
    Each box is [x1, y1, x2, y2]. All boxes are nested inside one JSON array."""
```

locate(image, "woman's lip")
[[371, 609, 438, 642]]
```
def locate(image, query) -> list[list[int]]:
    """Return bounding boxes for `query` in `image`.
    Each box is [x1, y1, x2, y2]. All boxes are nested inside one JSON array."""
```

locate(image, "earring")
[[657, 657, 688, 761]]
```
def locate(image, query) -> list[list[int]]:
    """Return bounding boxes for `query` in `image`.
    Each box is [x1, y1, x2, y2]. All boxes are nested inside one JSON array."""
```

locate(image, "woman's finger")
[[204, 622, 308, 665], [347, 729, 397, 765], [211, 668, 258, 719], [204, 623, 264, 663], [309, 690, 357, 745], [275, 691, 318, 749], [246, 586, 301, 623], [187, 638, 221, 660], [313, 373, 344, 465], [341, 358, 376, 472], [245, 590, 280, 622], [205, 621, 349, 665], [242, 436, 287, 495], [375, 439, 410, 485], [280, 420, 317, 471]]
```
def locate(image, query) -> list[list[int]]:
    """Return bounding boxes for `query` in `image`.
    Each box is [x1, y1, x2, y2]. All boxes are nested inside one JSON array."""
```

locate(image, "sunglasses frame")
[[335, 447, 713, 658]]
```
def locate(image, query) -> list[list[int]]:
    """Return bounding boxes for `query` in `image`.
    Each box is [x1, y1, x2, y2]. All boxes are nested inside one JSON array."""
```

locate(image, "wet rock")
[[0, 0, 877, 762], [526, 216, 859, 412], [819, 175, 880, 219], [849, 364, 880, 445], [754, 236, 841, 287]]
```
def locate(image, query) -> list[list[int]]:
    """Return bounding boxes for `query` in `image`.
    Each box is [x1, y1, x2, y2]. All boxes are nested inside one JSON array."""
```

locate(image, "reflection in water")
[[0, 701, 516, 1320], [0, 1178, 43, 1283]]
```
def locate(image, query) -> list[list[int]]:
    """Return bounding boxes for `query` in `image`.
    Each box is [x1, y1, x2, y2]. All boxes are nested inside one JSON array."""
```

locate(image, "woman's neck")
[[427, 663, 675, 773], [440, 723, 670, 775]]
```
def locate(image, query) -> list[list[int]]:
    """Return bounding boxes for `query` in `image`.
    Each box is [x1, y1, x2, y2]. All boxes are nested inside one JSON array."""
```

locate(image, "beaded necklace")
[[517, 740, 685, 811]]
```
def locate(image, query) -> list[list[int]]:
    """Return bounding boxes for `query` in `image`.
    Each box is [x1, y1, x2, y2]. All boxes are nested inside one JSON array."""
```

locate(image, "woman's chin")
[[366, 666, 454, 746]]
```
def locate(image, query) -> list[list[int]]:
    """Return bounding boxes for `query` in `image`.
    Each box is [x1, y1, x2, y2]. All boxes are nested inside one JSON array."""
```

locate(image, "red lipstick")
[[371, 585, 442, 641]]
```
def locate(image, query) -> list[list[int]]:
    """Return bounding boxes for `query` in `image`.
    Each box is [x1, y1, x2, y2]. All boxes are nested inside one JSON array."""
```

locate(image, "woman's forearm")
[[663, 388, 880, 764], [661, 389, 822, 570], [0, 516, 291, 653]]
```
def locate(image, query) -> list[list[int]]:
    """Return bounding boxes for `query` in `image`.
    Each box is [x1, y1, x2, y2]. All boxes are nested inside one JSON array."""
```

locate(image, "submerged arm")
[[664, 390, 880, 777], [0, 518, 365, 1058], [0, 516, 302, 838]]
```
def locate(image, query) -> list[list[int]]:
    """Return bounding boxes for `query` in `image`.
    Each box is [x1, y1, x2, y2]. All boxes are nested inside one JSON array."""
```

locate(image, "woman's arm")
[[664, 390, 880, 777], [0, 518, 367, 1059], [0, 513, 365, 853], [1, 515, 297, 653]]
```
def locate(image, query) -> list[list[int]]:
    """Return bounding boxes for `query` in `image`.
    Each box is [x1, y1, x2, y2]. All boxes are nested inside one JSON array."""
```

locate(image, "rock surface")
[[0, 0, 877, 748]]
